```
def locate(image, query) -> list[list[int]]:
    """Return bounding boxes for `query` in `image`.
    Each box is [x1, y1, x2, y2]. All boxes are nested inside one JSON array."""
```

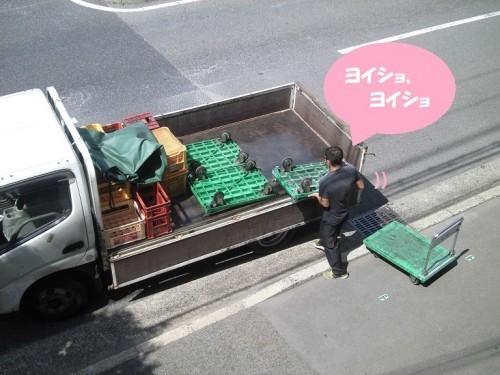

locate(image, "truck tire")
[[21, 277, 88, 321], [249, 229, 295, 255]]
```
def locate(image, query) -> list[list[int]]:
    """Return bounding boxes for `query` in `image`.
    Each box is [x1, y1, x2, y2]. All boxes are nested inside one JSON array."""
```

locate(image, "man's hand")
[[310, 192, 329, 208]]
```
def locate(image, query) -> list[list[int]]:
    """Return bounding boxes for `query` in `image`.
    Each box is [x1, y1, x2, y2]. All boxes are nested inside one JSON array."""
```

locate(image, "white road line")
[[338, 11, 500, 54], [70, 0, 203, 13]]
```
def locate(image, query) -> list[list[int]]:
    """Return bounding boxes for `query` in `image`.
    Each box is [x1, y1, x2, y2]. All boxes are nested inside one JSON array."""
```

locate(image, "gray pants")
[[319, 217, 348, 276]]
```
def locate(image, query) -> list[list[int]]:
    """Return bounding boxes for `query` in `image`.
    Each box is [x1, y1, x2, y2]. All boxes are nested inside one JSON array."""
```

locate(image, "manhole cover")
[[348, 205, 407, 237]]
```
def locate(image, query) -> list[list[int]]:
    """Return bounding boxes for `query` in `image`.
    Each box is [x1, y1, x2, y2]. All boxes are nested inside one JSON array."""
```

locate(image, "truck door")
[[0, 171, 90, 315]]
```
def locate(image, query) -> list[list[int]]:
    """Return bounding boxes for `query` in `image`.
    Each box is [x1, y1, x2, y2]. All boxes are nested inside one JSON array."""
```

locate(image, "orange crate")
[[122, 112, 160, 131], [152, 127, 187, 175], [160, 168, 188, 198], [102, 200, 145, 249], [98, 181, 131, 206]]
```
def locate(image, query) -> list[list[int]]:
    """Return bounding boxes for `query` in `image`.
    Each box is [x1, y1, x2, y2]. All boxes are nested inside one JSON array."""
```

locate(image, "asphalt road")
[[0, 0, 499, 373], [92, 192, 500, 374], [1, 0, 499, 206]]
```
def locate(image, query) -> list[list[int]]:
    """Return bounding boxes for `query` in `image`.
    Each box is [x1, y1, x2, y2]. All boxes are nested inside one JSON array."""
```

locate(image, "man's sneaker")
[[323, 270, 349, 280], [312, 239, 325, 251]]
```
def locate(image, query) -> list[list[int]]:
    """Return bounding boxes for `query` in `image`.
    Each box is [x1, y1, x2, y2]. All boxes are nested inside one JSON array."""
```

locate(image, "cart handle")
[[422, 217, 464, 276]]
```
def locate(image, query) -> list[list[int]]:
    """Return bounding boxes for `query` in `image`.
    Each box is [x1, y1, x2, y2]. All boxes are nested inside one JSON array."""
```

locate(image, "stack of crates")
[[135, 183, 173, 239], [122, 112, 160, 131], [102, 200, 146, 249], [152, 127, 188, 198]]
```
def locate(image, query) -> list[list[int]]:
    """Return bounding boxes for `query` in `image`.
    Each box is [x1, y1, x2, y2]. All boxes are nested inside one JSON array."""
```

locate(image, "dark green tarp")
[[77, 122, 167, 184]]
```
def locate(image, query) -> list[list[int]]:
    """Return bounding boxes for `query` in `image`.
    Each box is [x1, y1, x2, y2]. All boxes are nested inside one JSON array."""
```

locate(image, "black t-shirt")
[[318, 163, 360, 224]]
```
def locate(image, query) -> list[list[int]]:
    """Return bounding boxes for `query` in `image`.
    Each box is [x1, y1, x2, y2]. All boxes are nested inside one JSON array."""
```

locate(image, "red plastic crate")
[[101, 122, 123, 133], [122, 112, 160, 131], [146, 215, 172, 239], [136, 183, 170, 219], [135, 183, 172, 239]]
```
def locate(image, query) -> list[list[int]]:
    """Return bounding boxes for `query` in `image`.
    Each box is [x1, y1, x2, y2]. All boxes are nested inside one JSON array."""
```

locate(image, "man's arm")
[[310, 192, 329, 208], [353, 177, 365, 206]]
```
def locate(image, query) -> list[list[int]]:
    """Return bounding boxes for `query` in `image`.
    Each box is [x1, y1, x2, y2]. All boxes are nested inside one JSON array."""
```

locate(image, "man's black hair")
[[324, 146, 343, 166]]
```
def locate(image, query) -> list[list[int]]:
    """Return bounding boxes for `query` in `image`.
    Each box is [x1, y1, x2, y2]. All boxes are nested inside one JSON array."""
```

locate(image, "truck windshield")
[[0, 174, 72, 253]]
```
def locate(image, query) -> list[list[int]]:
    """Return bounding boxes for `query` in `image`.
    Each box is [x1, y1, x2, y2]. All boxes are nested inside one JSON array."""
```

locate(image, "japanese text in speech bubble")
[[324, 42, 456, 145]]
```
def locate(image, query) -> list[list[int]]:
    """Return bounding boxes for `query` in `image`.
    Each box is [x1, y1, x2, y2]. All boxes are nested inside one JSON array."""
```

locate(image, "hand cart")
[[363, 217, 464, 285]]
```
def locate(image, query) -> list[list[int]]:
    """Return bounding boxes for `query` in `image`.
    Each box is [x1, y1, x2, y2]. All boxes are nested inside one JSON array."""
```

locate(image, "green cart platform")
[[186, 136, 242, 172], [363, 217, 464, 285], [188, 166, 274, 215], [186, 135, 275, 215], [271, 160, 329, 200]]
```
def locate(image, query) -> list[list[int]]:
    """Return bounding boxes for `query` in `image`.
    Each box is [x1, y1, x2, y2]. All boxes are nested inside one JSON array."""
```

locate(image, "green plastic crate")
[[363, 221, 455, 283], [186, 139, 242, 171], [272, 161, 330, 200], [190, 166, 274, 214]]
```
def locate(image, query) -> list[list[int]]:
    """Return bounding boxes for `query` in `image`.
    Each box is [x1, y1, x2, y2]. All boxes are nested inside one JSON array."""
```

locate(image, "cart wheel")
[[261, 182, 274, 195], [189, 160, 201, 173], [244, 159, 257, 171], [211, 191, 225, 207], [220, 132, 231, 143], [409, 275, 421, 285], [236, 151, 249, 164], [300, 178, 312, 193], [195, 166, 207, 180], [282, 157, 293, 172]]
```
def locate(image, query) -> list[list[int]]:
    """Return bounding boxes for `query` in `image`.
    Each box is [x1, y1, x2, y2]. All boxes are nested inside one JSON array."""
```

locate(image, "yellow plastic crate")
[[160, 168, 188, 198], [102, 200, 145, 249], [82, 123, 104, 132], [152, 127, 187, 174]]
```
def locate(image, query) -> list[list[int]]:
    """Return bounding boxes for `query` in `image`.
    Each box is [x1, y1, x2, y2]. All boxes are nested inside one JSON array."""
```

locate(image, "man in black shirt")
[[310, 146, 364, 279]]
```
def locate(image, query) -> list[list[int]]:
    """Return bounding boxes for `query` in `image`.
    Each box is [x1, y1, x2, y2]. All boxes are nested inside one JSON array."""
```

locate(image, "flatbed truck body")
[[0, 83, 366, 319]]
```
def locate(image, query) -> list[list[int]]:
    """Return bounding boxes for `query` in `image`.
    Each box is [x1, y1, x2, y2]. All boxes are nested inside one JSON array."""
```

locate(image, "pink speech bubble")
[[324, 42, 456, 145]]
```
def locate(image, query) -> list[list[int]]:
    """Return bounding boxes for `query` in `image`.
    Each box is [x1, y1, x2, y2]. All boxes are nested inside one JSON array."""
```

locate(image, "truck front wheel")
[[249, 230, 295, 255], [21, 277, 88, 321]]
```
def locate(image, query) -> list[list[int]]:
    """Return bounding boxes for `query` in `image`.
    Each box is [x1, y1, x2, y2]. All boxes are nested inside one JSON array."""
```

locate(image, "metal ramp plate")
[[272, 162, 329, 200], [348, 205, 407, 237], [363, 221, 454, 282]]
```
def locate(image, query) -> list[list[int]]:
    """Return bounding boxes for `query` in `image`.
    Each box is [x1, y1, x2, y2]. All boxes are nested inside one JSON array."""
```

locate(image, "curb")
[[75, 184, 500, 374]]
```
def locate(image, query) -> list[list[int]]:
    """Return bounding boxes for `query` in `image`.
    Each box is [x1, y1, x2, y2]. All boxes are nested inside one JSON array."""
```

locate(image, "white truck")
[[0, 84, 366, 320]]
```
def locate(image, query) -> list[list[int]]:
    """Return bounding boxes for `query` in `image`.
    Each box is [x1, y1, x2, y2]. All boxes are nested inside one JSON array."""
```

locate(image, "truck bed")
[[106, 83, 366, 288], [170, 109, 328, 228]]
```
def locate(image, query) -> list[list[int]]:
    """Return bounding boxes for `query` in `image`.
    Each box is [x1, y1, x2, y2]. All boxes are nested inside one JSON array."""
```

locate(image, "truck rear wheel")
[[249, 230, 295, 254], [21, 277, 88, 321]]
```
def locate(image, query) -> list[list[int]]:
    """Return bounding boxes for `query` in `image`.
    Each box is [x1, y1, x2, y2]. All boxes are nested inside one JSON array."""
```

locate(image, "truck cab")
[[0, 89, 98, 320]]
